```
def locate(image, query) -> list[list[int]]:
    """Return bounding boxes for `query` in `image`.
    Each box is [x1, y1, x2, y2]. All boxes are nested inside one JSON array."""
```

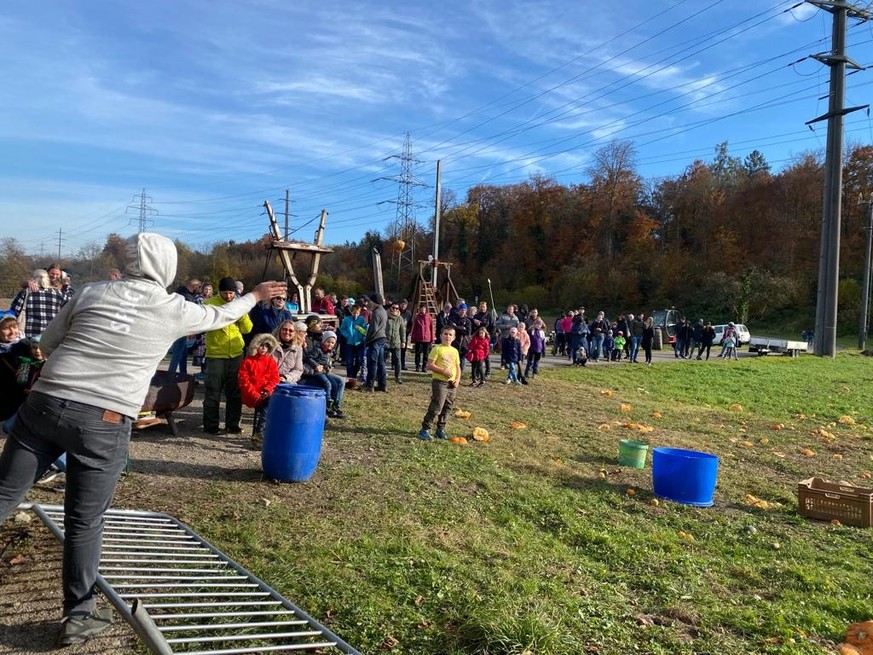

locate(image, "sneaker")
[[58, 608, 113, 646], [435, 429, 447, 440], [418, 429, 432, 441], [332, 407, 347, 419], [326, 407, 337, 418], [251, 432, 263, 448], [36, 469, 61, 485], [203, 427, 220, 435], [395, 378, 403, 385]]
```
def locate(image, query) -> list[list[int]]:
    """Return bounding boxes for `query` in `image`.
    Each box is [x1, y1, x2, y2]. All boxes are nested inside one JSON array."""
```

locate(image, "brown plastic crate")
[[797, 477, 873, 527]]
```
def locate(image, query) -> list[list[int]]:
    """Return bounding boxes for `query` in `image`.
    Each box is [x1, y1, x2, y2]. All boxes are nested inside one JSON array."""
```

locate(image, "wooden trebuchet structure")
[[264, 201, 334, 317], [412, 259, 460, 325]]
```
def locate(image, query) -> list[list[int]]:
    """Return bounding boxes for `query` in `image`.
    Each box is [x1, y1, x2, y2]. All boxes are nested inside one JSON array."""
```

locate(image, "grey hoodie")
[[34, 233, 257, 418]]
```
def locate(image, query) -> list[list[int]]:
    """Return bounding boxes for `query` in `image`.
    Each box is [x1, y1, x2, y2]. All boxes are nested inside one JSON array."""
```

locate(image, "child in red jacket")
[[465, 326, 491, 387], [238, 333, 281, 443]]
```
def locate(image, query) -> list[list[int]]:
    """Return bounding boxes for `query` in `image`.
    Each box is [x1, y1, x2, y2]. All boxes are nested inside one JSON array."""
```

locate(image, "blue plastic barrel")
[[262, 384, 326, 482], [652, 447, 719, 506]]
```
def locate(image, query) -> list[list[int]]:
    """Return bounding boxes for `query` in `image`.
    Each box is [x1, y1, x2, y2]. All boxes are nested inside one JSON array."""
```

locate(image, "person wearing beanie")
[[237, 333, 281, 445], [386, 301, 407, 384], [202, 277, 255, 434], [0, 233, 285, 644], [364, 294, 388, 391], [304, 314, 323, 350], [301, 329, 346, 418]]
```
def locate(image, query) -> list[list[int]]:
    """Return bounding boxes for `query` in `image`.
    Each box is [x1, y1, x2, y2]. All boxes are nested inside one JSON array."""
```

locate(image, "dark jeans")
[[421, 379, 457, 431], [346, 343, 364, 379], [471, 360, 485, 383], [301, 373, 345, 406], [204, 355, 243, 431], [413, 342, 431, 370], [591, 333, 604, 361], [389, 347, 402, 381], [253, 398, 269, 434], [644, 342, 653, 363], [366, 339, 387, 389], [629, 336, 641, 362], [525, 351, 542, 375], [167, 335, 188, 375], [0, 391, 131, 616]]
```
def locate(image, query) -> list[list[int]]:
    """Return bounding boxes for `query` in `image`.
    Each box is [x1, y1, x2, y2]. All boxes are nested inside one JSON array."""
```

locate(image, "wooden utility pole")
[[284, 189, 290, 240], [807, 0, 870, 357], [432, 159, 442, 287]]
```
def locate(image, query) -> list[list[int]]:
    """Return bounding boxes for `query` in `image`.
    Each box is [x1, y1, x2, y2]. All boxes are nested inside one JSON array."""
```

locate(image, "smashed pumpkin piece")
[[800, 448, 816, 457], [744, 494, 771, 510], [838, 415, 856, 425], [619, 403, 632, 413], [838, 620, 873, 655], [597, 423, 611, 430], [650, 411, 662, 419], [472, 427, 490, 442], [510, 421, 527, 430], [729, 403, 744, 412], [453, 409, 472, 419], [771, 424, 784, 431], [601, 389, 613, 397], [448, 436, 468, 445]]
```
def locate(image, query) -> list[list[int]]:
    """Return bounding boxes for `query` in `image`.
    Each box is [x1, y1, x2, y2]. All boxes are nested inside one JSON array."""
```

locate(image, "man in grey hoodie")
[[0, 232, 285, 646]]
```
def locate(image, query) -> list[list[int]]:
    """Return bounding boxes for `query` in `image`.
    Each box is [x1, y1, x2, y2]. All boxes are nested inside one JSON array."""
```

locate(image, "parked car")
[[713, 323, 751, 347]]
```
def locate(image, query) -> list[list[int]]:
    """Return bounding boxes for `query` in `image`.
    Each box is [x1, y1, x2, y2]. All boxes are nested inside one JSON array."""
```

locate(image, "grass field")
[[153, 354, 873, 654]]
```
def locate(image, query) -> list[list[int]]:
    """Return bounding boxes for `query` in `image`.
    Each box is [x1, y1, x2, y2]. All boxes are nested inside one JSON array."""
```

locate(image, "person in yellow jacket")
[[203, 277, 253, 434]]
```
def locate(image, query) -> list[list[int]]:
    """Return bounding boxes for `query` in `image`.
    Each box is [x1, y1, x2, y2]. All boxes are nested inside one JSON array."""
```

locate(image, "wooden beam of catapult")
[[264, 200, 334, 317]]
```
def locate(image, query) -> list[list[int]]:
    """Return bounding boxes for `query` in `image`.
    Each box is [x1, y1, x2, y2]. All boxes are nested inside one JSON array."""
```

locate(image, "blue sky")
[[1, 0, 871, 257]]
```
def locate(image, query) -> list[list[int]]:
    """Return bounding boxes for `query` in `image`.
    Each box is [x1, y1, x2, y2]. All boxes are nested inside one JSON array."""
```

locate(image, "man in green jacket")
[[203, 277, 253, 434]]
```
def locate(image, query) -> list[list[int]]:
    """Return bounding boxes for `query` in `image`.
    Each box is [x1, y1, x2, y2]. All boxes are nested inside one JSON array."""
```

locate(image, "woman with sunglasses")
[[272, 320, 306, 384]]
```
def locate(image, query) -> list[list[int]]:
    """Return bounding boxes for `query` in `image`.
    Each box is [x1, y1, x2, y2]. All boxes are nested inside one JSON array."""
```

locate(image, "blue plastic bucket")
[[262, 384, 326, 482], [652, 447, 719, 507]]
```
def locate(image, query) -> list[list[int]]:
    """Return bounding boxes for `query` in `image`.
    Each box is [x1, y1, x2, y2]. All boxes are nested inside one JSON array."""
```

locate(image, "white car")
[[713, 323, 751, 347]]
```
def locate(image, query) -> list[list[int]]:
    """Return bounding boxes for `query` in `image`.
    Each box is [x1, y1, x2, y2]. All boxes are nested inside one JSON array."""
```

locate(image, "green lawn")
[[191, 353, 872, 654]]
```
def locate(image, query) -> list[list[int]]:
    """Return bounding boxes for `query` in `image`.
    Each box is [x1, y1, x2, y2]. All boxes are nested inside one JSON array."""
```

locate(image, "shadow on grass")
[[326, 423, 423, 440]]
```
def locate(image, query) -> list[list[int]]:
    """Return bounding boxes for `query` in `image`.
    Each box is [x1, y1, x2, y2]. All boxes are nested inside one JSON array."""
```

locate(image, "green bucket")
[[618, 439, 649, 469]]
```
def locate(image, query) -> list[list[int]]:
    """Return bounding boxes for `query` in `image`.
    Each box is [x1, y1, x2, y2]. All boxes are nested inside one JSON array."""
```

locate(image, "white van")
[[713, 323, 751, 347]]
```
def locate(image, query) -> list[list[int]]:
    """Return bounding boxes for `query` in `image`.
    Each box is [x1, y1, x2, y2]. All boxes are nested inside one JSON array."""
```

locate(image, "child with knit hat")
[[301, 330, 347, 418]]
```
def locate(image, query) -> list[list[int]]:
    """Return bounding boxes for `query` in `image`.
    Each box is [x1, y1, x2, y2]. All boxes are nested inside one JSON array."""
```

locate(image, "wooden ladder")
[[419, 281, 440, 317]]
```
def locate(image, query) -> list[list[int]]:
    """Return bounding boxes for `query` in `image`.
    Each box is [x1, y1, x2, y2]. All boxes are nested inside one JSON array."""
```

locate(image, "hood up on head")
[[248, 332, 280, 356], [124, 233, 177, 288]]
